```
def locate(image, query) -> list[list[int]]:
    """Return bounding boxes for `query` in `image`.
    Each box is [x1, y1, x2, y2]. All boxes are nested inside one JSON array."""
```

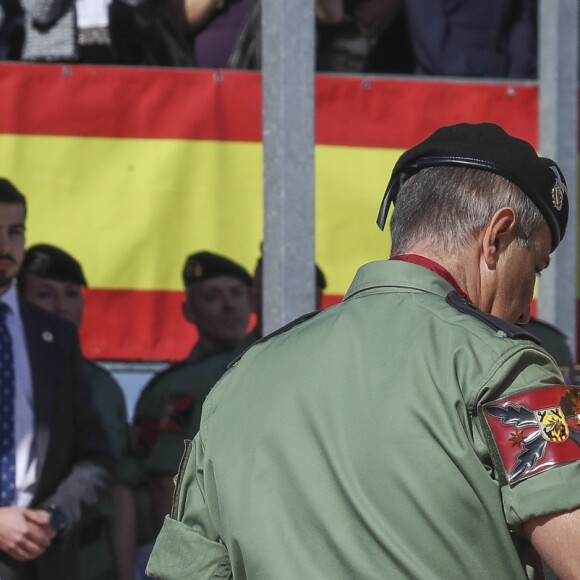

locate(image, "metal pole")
[[261, 1, 316, 336], [538, 0, 579, 358]]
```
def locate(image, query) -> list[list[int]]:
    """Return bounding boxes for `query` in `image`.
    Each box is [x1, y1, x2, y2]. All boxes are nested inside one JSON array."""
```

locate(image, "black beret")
[[183, 251, 252, 287], [20, 244, 88, 286], [316, 264, 327, 290], [377, 123, 569, 250], [0, 178, 26, 206]]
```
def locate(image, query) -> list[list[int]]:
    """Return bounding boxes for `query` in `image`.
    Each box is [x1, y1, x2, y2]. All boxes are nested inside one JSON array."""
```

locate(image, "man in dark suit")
[[0, 178, 113, 580]]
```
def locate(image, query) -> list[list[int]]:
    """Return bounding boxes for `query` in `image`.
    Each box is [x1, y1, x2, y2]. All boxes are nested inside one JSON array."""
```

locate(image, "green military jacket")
[[128, 344, 219, 484], [147, 260, 580, 580], [146, 333, 260, 476], [79, 359, 129, 580], [83, 359, 128, 460], [133, 345, 213, 451]]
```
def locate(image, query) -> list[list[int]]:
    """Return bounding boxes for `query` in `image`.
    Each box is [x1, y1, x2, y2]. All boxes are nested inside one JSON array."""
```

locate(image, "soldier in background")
[[145, 250, 328, 539], [130, 250, 252, 576], [17, 243, 134, 580]]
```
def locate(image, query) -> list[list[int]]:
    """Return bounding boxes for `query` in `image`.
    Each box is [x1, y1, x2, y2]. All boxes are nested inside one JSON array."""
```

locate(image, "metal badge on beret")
[[28, 251, 52, 275], [550, 166, 566, 211]]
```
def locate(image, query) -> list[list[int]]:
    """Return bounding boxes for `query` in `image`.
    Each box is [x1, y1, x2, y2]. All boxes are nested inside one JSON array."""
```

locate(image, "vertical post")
[[538, 0, 579, 358], [261, 1, 316, 336]]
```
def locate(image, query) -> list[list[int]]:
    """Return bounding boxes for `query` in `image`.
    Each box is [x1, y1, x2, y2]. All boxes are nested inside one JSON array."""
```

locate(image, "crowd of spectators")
[[0, 0, 538, 78]]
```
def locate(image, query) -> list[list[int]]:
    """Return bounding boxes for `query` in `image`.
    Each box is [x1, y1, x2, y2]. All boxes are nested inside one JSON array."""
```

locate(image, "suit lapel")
[[20, 301, 54, 480]]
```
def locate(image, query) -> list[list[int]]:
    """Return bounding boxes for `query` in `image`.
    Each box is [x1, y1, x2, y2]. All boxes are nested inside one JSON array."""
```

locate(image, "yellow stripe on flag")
[[316, 145, 403, 292], [1, 135, 404, 295], [1, 135, 264, 290]]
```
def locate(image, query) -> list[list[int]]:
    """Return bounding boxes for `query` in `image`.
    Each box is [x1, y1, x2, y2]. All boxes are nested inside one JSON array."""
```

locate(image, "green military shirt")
[[83, 359, 128, 460], [146, 333, 259, 476], [79, 359, 129, 580], [129, 343, 218, 484], [147, 260, 580, 580], [133, 345, 212, 453]]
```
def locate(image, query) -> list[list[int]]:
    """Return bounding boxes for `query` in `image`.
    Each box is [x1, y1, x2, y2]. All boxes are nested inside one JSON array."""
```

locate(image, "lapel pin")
[[42, 331, 54, 343]]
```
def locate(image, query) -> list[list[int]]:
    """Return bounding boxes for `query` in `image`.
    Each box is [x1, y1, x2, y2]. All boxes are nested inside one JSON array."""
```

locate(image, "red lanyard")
[[390, 254, 472, 304]]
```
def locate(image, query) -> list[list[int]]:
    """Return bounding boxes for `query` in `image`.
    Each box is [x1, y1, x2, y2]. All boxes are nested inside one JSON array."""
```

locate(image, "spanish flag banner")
[[0, 63, 537, 361]]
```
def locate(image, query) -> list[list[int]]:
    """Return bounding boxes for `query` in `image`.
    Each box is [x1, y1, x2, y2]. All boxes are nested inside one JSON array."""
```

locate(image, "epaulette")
[[446, 291, 541, 345], [228, 310, 321, 369]]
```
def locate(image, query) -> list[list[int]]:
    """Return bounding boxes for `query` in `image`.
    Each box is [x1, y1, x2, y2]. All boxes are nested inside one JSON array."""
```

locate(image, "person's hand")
[[0, 507, 56, 561]]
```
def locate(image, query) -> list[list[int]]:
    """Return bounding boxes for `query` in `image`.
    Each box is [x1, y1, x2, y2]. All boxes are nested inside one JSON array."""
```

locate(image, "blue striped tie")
[[0, 302, 15, 507]]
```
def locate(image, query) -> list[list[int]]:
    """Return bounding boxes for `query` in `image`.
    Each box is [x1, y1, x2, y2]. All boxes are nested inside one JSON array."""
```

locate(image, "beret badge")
[[29, 252, 51, 275], [550, 166, 566, 212]]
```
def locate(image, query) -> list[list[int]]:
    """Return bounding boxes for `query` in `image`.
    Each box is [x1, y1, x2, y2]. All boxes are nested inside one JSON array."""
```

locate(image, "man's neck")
[[396, 246, 481, 306]]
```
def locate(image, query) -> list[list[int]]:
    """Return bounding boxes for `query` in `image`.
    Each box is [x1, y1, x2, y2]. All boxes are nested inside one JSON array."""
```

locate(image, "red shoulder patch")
[[159, 395, 195, 433], [482, 386, 580, 484]]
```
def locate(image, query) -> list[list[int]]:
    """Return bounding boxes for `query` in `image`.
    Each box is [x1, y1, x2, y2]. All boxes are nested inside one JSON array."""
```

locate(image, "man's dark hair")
[[0, 178, 27, 215]]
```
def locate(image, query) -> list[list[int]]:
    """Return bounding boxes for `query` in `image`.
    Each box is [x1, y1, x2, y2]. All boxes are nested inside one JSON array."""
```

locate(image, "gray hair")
[[389, 166, 545, 256]]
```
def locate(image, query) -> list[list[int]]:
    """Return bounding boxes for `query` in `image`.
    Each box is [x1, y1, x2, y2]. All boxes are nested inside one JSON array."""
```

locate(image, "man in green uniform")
[[17, 244, 133, 580], [132, 251, 253, 465], [144, 254, 328, 528], [149, 124, 576, 579], [130, 251, 253, 559]]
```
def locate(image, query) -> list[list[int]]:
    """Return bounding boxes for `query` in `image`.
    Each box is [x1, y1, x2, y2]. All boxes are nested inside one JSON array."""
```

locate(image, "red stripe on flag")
[[0, 64, 263, 142], [0, 64, 538, 148], [316, 75, 538, 149], [81, 288, 343, 361], [81, 289, 198, 361]]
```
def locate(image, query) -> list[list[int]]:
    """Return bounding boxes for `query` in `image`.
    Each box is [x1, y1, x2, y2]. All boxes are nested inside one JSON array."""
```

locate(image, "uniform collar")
[[344, 259, 458, 302], [390, 254, 472, 303]]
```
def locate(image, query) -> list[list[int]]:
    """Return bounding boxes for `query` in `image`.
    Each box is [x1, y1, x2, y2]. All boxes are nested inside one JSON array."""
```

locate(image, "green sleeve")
[[477, 348, 580, 531], [146, 437, 231, 579]]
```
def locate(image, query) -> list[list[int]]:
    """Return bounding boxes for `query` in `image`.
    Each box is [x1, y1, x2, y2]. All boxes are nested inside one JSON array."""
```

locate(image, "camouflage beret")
[[377, 123, 569, 251], [19, 244, 87, 287], [182, 251, 252, 287]]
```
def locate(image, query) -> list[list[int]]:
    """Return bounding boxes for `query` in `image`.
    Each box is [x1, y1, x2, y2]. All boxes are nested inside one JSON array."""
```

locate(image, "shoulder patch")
[[481, 386, 580, 485], [228, 310, 321, 369], [446, 291, 540, 344]]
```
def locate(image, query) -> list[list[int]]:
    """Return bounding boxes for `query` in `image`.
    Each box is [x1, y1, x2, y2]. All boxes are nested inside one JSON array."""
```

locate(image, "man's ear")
[[480, 207, 517, 270]]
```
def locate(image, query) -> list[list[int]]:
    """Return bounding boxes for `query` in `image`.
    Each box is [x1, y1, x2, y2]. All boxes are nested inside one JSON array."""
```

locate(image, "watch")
[[45, 504, 67, 534]]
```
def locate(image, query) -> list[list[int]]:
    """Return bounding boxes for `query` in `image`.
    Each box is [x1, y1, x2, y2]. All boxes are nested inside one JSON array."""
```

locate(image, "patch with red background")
[[482, 387, 580, 484]]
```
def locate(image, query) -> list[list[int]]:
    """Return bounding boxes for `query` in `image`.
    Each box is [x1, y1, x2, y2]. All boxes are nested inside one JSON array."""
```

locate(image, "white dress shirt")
[[1, 283, 37, 507]]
